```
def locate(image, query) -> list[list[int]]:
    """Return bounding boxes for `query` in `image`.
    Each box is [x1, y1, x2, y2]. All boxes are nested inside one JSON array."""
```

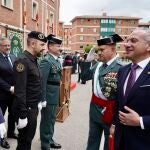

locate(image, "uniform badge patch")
[[16, 63, 25, 72]]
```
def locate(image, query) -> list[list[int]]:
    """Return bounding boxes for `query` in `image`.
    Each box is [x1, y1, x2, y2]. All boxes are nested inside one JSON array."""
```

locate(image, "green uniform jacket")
[[40, 54, 62, 105], [81, 59, 123, 123]]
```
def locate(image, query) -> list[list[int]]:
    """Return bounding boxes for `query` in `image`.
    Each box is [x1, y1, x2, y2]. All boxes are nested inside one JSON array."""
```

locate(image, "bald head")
[[124, 28, 150, 63]]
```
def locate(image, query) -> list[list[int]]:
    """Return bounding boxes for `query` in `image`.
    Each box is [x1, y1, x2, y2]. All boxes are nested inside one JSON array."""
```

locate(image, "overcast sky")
[[60, 0, 150, 24]]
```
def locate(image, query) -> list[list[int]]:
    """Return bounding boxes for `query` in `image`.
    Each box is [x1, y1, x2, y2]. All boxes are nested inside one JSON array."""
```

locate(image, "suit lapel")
[[127, 61, 150, 101]]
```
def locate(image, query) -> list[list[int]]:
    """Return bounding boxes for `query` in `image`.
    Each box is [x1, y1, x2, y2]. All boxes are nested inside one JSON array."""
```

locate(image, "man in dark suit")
[[40, 34, 62, 150], [81, 34, 123, 150], [110, 28, 150, 150], [0, 37, 17, 148]]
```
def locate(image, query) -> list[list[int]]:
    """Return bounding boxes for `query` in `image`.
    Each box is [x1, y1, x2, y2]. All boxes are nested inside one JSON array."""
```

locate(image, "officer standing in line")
[[12, 31, 47, 150], [40, 34, 62, 150]]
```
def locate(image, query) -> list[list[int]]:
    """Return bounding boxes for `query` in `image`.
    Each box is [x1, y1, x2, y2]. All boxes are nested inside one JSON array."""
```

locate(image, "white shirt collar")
[[0, 52, 10, 57], [136, 57, 150, 69], [49, 53, 58, 60], [106, 54, 119, 66]]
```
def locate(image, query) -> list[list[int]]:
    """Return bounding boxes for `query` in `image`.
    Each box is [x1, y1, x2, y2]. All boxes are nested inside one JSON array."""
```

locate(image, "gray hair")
[[134, 28, 150, 43], [0, 37, 10, 45]]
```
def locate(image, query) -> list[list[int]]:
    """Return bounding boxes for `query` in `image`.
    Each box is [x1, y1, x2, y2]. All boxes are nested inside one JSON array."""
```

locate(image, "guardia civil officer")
[[12, 31, 47, 150], [81, 34, 123, 150], [40, 34, 62, 150]]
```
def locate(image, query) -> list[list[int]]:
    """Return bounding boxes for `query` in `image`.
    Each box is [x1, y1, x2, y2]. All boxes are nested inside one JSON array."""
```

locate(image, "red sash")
[[91, 94, 116, 126]]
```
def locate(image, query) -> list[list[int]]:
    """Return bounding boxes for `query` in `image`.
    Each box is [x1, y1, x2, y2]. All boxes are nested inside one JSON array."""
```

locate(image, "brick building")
[[71, 13, 141, 56], [138, 22, 150, 28], [0, 0, 60, 56], [63, 25, 72, 51]]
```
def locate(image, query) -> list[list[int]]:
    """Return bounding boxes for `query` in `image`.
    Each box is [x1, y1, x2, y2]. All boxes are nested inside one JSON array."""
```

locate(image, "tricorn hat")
[[97, 34, 123, 46]]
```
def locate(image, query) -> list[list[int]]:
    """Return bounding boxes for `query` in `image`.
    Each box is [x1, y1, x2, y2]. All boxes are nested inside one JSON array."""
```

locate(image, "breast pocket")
[[138, 86, 150, 96]]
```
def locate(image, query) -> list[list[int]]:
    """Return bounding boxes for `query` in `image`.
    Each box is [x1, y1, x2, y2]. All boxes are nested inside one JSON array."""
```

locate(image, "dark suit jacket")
[[114, 61, 150, 150], [0, 53, 16, 101]]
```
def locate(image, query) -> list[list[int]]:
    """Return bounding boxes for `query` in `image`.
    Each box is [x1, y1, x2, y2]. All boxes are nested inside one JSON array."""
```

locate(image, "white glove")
[[0, 123, 6, 138], [10, 86, 14, 94], [17, 118, 28, 129], [38, 102, 43, 111], [41, 101, 47, 108]]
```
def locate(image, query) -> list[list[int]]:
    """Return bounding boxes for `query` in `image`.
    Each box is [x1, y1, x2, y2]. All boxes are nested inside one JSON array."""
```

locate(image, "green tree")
[[84, 44, 93, 53]]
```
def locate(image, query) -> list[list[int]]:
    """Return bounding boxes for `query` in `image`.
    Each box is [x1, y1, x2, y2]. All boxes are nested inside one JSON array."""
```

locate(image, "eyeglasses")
[[1, 44, 10, 47]]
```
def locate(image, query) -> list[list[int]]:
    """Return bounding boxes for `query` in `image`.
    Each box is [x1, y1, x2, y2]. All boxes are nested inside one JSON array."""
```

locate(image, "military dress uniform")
[[40, 34, 62, 150], [12, 31, 47, 150], [81, 34, 124, 150]]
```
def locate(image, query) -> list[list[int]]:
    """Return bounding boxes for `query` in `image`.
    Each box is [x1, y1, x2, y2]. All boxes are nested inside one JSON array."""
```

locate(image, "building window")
[[32, 1, 38, 20], [49, 13, 54, 27], [117, 28, 122, 34], [80, 28, 84, 32], [93, 19, 97, 24], [80, 36, 84, 41], [101, 28, 107, 32], [93, 37, 97, 41], [80, 45, 83, 48], [101, 19, 108, 23], [118, 20, 122, 25], [80, 19, 84, 24], [93, 28, 97, 33], [2, 0, 13, 9]]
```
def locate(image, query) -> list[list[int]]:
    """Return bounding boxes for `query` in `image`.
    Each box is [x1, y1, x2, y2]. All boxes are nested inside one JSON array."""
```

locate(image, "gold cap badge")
[[16, 63, 25, 72], [38, 34, 45, 39]]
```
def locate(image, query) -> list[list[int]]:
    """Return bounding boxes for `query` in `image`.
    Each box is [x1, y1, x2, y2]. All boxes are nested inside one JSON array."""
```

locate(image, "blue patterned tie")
[[125, 64, 138, 97], [5, 55, 12, 69]]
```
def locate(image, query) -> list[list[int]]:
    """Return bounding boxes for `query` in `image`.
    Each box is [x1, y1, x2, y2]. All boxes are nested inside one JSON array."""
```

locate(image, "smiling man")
[[111, 28, 150, 150]]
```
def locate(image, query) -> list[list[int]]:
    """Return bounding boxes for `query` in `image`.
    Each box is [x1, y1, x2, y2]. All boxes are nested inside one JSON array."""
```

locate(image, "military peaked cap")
[[47, 34, 62, 45]]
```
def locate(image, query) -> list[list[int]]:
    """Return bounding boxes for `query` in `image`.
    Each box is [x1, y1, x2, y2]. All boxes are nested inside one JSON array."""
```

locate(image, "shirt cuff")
[[139, 117, 144, 129]]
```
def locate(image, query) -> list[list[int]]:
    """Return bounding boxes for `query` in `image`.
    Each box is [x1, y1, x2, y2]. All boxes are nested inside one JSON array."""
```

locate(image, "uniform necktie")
[[125, 64, 138, 97], [102, 63, 108, 69], [5, 55, 12, 69]]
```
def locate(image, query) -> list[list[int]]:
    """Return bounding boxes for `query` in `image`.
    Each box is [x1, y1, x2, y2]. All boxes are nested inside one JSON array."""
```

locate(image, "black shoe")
[[41, 146, 50, 150], [7, 133, 18, 139], [1, 138, 10, 149], [50, 142, 61, 149]]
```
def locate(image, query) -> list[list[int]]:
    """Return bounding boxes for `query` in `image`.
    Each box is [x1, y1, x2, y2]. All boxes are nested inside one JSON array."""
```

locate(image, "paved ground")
[[2, 74, 104, 150]]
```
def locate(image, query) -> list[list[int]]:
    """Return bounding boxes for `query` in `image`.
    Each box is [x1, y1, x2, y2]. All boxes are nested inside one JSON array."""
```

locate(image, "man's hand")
[[0, 123, 6, 138], [17, 118, 28, 129], [109, 124, 115, 137], [119, 106, 140, 126], [10, 86, 14, 94]]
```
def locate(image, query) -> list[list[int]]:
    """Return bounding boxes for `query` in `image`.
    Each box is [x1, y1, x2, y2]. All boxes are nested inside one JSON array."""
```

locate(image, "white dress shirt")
[[124, 57, 150, 129]]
